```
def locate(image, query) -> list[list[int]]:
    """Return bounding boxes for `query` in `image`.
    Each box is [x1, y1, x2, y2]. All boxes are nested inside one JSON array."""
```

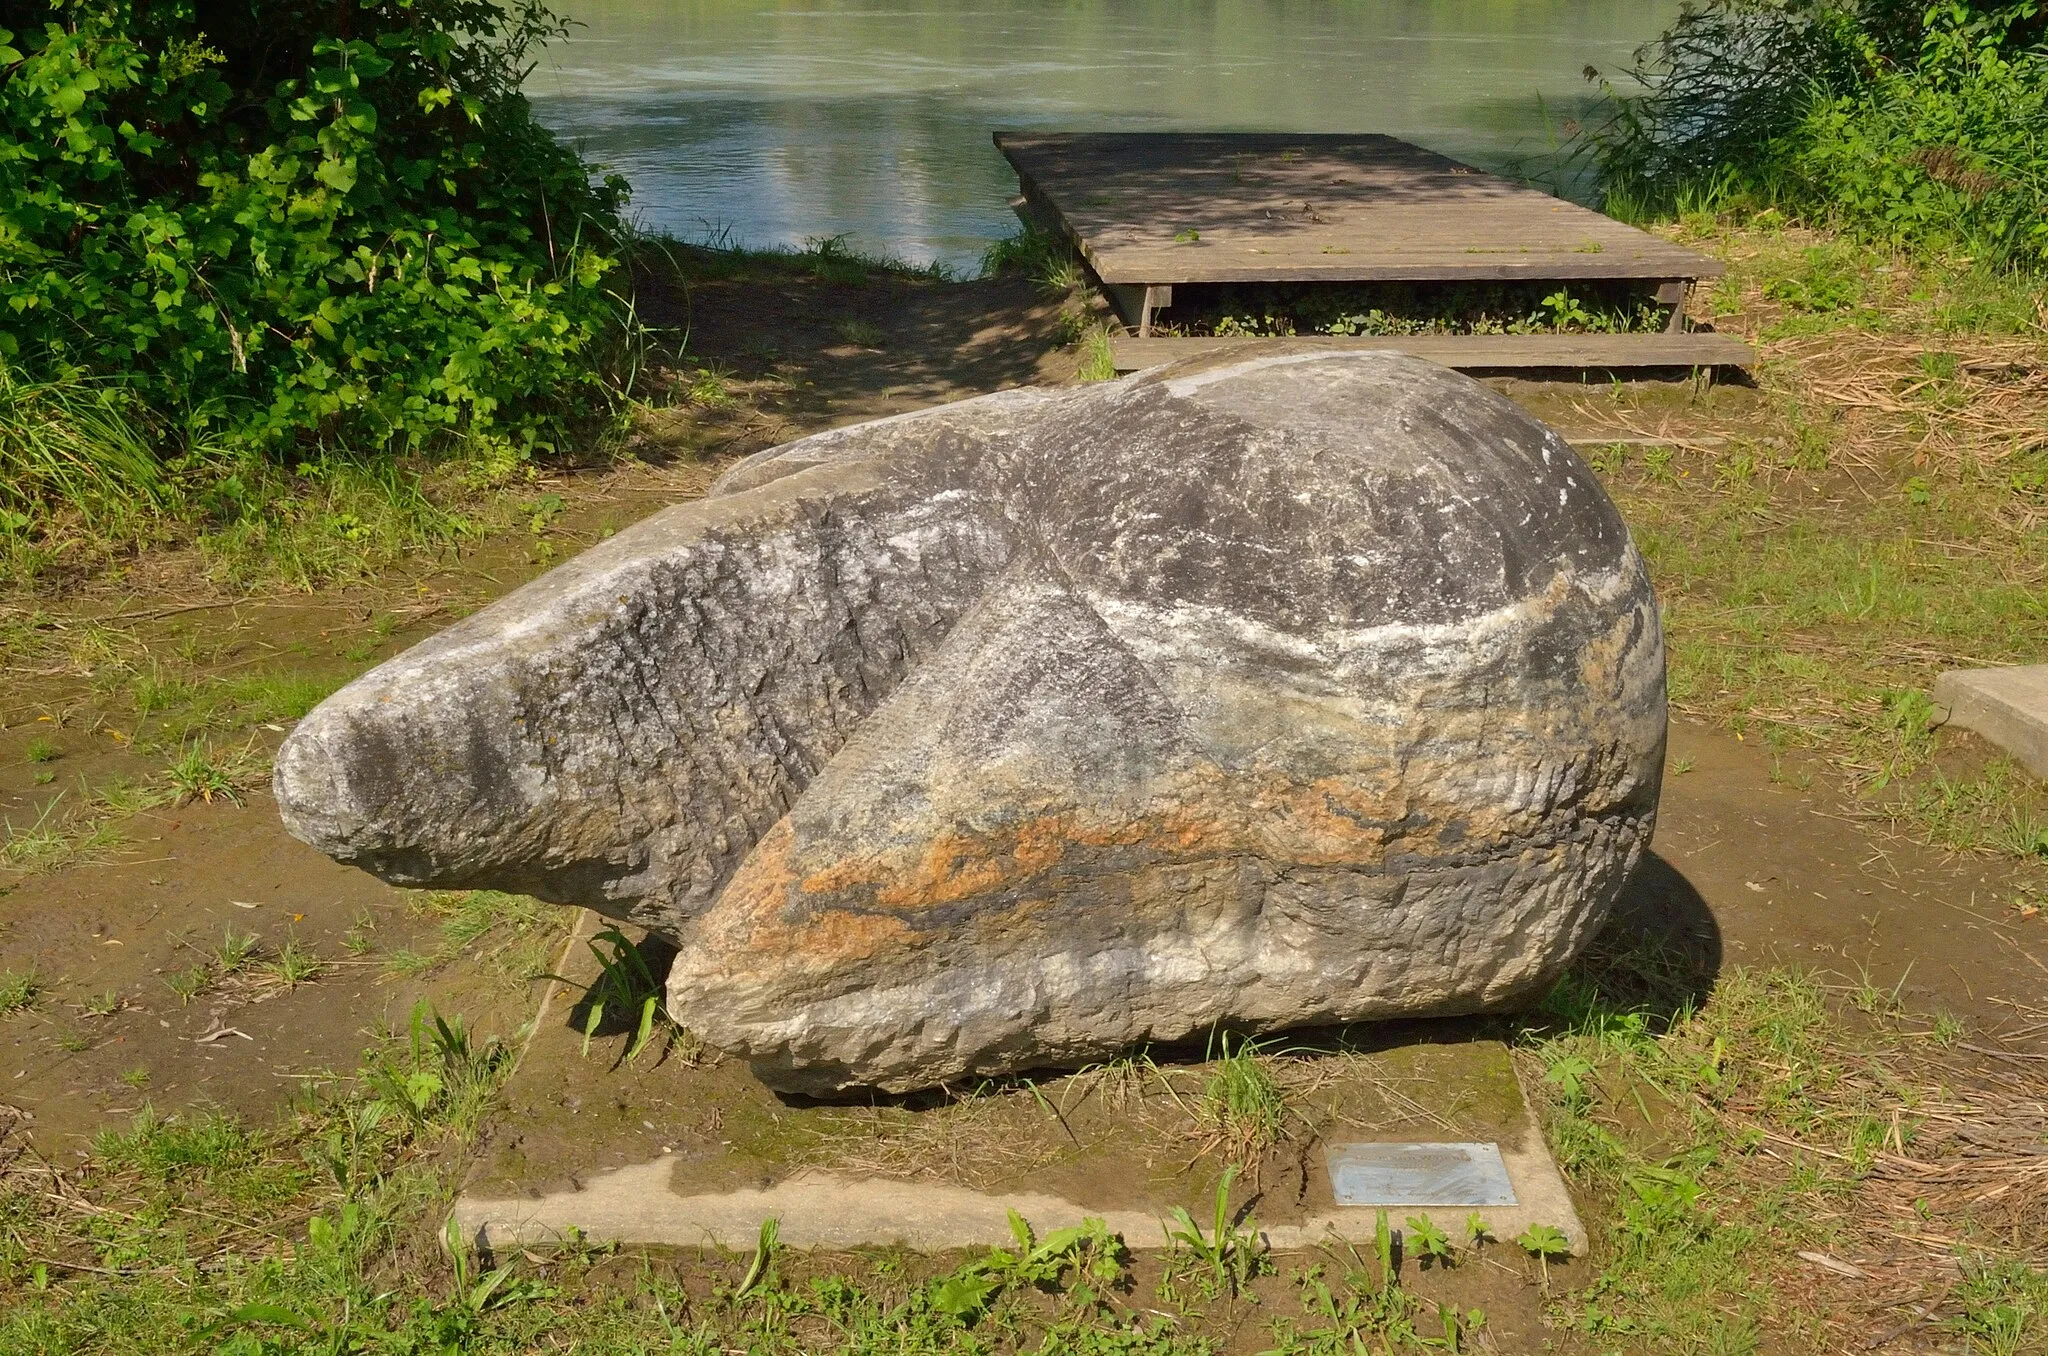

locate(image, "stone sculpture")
[[275, 348, 1666, 1093]]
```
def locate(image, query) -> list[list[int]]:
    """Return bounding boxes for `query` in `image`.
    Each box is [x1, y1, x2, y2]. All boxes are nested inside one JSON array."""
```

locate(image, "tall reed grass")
[[0, 362, 189, 543]]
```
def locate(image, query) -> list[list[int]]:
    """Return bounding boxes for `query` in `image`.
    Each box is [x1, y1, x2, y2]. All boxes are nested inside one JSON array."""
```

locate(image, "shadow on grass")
[[1565, 849, 1724, 1023]]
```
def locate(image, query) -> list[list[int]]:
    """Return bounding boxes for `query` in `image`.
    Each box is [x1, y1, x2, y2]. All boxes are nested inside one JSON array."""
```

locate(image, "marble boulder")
[[274, 349, 1666, 1094]]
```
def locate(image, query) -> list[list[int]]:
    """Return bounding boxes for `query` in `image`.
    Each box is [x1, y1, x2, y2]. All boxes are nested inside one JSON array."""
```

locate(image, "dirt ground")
[[1, 260, 2044, 1356]]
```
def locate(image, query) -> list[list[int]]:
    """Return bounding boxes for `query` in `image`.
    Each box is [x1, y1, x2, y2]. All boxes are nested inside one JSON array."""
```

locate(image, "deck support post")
[[1105, 284, 1172, 337], [1656, 280, 1693, 333]]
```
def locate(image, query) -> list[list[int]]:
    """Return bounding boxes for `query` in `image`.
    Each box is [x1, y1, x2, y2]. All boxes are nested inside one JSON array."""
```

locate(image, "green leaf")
[[929, 1271, 1002, 1319], [1516, 1223, 1572, 1258], [199, 1303, 312, 1338], [625, 994, 656, 1062], [50, 81, 91, 116]]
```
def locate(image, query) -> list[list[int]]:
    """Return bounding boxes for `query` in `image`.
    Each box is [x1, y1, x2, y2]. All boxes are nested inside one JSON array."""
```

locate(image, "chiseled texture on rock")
[[275, 349, 1666, 1094]]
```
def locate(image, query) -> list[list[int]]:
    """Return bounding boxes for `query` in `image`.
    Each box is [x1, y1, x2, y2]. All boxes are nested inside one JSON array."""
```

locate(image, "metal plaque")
[[1325, 1142, 1518, 1207]]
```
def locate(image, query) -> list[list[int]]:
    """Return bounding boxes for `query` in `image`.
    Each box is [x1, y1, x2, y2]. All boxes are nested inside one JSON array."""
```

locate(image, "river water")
[[530, 1, 1679, 273]]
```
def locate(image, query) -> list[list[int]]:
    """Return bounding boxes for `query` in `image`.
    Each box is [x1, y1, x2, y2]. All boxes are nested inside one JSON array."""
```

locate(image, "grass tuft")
[[1075, 327, 1118, 382], [1198, 1032, 1287, 1167], [266, 936, 325, 989], [166, 742, 239, 806], [0, 966, 40, 1014]]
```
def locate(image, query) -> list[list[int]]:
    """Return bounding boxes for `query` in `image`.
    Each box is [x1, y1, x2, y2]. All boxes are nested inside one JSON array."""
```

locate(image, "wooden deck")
[[1110, 332, 1756, 374], [995, 131, 1743, 367]]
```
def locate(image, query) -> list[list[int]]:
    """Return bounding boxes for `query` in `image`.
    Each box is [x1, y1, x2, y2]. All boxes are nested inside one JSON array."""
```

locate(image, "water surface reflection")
[[533, 1, 1677, 271]]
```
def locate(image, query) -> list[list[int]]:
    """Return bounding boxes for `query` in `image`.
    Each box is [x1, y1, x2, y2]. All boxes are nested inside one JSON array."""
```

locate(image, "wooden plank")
[[1108, 333, 1756, 373], [995, 132, 1722, 288]]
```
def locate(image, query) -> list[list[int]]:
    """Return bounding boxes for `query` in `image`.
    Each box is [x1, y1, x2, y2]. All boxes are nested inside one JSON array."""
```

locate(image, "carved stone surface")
[[275, 349, 1666, 1094]]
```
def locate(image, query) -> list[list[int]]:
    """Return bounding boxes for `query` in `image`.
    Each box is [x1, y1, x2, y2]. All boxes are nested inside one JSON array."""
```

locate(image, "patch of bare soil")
[[625, 260, 1077, 457], [0, 792, 454, 1146]]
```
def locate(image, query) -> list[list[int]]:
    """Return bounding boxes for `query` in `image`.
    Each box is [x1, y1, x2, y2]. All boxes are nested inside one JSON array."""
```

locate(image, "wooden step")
[[1109, 332, 1756, 373]]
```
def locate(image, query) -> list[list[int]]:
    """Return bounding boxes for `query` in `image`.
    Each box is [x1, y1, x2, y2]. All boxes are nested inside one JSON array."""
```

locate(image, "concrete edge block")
[[1931, 666, 2048, 782], [449, 1116, 1587, 1259]]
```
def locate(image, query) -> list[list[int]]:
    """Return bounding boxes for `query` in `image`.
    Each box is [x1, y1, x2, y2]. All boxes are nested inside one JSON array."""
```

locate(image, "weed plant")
[[0, 967, 39, 1014], [1076, 328, 1119, 382], [1197, 1032, 1288, 1166], [1160, 1167, 1267, 1300], [266, 936, 326, 989], [165, 742, 237, 806], [1197, 280, 1666, 339], [981, 225, 1088, 293], [551, 924, 674, 1062]]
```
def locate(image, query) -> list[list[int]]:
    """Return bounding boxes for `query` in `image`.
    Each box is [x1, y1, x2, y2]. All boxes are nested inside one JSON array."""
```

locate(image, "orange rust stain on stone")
[[701, 818, 913, 969], [1578, 604, 1644, 695], [873, 830, 1025, 909], [702, 759, 1583, 973]]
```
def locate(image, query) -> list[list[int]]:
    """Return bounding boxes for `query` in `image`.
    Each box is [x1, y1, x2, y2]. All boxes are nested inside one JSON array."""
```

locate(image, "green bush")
[[0, 1, 629, 522], [1594, 1, 2048, 270], [1794, 8, 2048, 267]]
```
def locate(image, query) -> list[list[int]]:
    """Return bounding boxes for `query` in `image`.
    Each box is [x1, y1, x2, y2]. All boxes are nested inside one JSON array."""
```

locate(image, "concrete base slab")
[[458, 911, 1585, 1257], [455, 1125, 1581, 1254], [1933, 665, 2048, 780]]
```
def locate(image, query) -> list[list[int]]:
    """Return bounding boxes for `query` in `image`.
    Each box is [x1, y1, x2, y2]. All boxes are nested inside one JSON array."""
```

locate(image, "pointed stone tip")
[[271, 694, 367, 861]]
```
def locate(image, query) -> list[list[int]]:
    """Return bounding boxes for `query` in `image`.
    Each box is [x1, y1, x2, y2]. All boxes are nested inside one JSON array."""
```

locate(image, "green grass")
[[1, 947, 2041, 1356], [1522, 927, 2048, 1354], [1076, 327, 1118, 382], [106, 663, 350, 750], [0, 801, 71, 871], [0, 376, 495, 590], [0, 361, 192, 563], [0, 796, 123, 874], [1197, 1033, 1287, 1167], [23, 735, 57, 764], [981, 225, 1089, 293], [164, 742, 235, 806], [0, 966, 40, 1015], [161, 964, 211, 1005], [832, 317, 885, 348], [265, 936, 325, 989], [213, 929, 260, 976], [1583, 221, 2048, 865], [0, 1000, 1402, 1356], [652, 230, 955, 288], [384, 890, 556, 988]]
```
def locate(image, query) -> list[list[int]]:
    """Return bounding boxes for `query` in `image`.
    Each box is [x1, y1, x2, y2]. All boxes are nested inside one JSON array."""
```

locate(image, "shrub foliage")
[[1595, 1, 2048, 269], [0, 0, 627, 495]]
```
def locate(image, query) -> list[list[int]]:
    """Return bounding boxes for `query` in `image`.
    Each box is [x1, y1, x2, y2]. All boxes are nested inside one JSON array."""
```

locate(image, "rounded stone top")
[[986, 349, 1633, 635]]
